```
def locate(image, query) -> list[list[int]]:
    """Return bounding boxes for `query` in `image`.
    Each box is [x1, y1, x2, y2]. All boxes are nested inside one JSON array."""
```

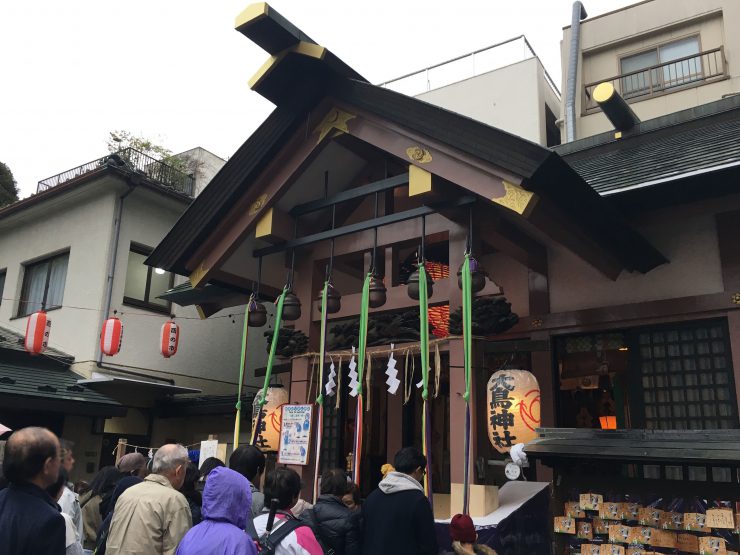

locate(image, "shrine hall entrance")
[[317, 352, 451, 497]]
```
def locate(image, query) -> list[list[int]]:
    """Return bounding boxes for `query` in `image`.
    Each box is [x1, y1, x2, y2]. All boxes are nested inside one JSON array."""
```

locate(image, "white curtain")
[[45, 255, 68, 309], [20, 254, 68, 316], [22, 263, 48, 315]]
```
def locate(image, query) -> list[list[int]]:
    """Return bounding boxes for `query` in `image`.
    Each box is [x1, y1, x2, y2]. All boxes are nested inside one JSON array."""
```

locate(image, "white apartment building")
[[0, 148, 274, 478]]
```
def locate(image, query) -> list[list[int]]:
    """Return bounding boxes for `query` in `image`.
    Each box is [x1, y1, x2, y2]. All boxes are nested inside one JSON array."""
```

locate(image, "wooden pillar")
[[115, 438, 127, 465], [727, 312, 740, 418], [287, 252, 320, 500], [530, 330, 554, 482]]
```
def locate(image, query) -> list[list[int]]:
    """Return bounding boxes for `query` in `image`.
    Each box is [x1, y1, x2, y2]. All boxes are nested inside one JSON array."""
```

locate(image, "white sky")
[[1, 0, 636, 199]]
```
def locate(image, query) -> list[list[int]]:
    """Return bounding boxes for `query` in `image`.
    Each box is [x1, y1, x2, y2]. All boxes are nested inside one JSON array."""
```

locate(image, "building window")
[[636, 320, 737, 430], [620, 36, 701, 97], [0, 270, 5, 306], [123, 244, 173, 313], [17, 252, 69, 317]]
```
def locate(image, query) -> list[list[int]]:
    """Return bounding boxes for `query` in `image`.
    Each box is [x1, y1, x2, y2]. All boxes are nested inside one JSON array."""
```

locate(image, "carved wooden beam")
[[255, 207, 294, 244]]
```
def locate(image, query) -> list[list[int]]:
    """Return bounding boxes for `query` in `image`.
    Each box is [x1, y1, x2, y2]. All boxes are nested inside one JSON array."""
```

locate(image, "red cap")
[[449, 513, 476, 543]]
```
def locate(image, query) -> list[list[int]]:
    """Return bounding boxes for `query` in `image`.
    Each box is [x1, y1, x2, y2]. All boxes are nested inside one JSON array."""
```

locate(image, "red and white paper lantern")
[[160, 320, 179, 358], [100, 317, 123, 356], [25, 311, 51, 355]]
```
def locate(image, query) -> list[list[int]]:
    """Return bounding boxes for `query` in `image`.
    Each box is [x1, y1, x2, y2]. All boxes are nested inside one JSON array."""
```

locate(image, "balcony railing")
[[379, 35, 561, 99], [583, 47, 726, 113], [37, 148, 195, 196]]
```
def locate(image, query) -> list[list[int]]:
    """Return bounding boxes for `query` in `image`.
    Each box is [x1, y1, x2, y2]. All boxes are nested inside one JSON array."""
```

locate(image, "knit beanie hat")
[[450, 513, 477, 543]]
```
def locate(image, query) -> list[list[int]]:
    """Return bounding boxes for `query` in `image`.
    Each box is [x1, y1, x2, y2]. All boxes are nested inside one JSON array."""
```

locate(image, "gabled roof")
[[147, 3, 667, 278], [556, 95, 740, 196]]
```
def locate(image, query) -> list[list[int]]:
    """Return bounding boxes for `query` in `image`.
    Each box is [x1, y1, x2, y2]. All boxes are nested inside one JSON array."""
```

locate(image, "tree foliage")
[[107, 130, 194, 176], [0, 161, 19, 208]]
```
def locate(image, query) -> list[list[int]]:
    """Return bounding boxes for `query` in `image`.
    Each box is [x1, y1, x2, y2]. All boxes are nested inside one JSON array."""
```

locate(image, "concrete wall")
[[101, 185, 267, 394], [0, 182, 116, 360], [561, 0, 740, 140], [175, 147, 226, 197], [549, 195, 735, 313], [0, 175, 267, 398], [416, 57, 558, 145]]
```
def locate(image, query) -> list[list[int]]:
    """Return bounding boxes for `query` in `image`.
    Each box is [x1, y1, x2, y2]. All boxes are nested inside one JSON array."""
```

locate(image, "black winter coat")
[[361, 487, 438, 555], [0, 482, 66, 555], [309, 494, 362, 555]]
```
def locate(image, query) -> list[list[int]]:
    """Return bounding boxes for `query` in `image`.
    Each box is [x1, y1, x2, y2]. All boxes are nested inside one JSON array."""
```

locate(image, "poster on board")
[[278, 404, 313, 465], [198, 440, 218, 468]]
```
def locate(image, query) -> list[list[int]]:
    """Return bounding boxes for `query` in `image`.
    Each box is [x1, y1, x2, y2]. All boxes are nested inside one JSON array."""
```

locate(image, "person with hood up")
[[361, 446, 438, 555], [176, 466, 257, 555]]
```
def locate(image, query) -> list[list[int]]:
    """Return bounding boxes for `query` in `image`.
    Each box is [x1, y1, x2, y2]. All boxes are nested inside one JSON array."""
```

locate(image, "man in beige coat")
[[106, 444, 192, 555]]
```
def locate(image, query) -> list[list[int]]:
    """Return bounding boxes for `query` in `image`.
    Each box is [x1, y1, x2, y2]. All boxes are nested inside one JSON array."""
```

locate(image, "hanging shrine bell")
[[457, 255, 488, 293], [317, 282, 342, 314], [368, 273, 387, 308], [281, 291, 302, 321], [407, 268, 434, 300], [247, 298, 268, 327]]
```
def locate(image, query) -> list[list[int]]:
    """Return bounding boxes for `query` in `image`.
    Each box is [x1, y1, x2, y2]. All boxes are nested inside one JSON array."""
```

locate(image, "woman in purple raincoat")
[[176, 466, 257, 555]]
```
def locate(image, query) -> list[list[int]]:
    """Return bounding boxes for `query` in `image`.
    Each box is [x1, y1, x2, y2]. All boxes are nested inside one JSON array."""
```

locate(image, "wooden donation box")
[[451, 483, 499, 518]]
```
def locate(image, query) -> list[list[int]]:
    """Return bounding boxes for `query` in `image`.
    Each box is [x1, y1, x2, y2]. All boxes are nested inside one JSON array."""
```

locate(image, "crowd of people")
[[0, 426, 497, 555]]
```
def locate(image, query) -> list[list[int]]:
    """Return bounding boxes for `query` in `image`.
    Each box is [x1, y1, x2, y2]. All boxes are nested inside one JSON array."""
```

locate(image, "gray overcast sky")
[[1, 0, 636, 198]]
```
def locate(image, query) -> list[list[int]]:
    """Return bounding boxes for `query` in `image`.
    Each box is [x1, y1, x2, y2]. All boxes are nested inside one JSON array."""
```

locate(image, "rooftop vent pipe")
[[593, 82, 640, 132], [565, 1, 588, 142]]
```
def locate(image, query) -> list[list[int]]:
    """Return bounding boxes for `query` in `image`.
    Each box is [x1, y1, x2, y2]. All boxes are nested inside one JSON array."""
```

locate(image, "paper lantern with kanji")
[[251, 385, 288, 452], [487, 369, 540, 453], [160, 320, 179, 358], [100, 317, 123, 356], [24, 311, 51, 355]]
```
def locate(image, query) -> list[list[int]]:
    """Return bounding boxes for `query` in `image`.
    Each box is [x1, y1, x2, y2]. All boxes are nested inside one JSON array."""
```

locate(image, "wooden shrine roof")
[[147, 3, 667, 281], [525, 428, 740, 465], [556, 95, 740, 196]]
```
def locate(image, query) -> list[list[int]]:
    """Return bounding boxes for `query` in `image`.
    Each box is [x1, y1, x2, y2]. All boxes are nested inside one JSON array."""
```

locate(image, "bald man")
[[0, 426, 66, 554], [106, 444, 192, 555]]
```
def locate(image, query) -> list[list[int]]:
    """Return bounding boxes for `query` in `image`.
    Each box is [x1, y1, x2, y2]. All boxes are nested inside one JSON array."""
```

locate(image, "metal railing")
[[583, 47, 726, 113], [37, 148, 195, 196], [379, 35, 561, 99]]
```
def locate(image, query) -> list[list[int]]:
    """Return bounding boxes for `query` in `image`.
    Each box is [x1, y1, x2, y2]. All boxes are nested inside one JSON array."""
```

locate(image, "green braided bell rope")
[[233, 294, 253, 448], [418, 263, 430, 401], [259, 287, 288, 408], [316, 281, 329, 406], [355, 273, 372, 396]]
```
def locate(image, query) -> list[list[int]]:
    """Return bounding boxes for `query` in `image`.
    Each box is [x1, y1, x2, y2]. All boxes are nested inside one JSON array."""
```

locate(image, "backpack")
[[246, 510, 313, 554]]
